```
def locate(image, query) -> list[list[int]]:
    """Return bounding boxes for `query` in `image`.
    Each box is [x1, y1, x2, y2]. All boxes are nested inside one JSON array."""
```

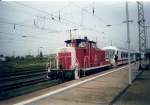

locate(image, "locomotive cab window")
[[92, 43, 97, 48], [105, 51, 109, 59]]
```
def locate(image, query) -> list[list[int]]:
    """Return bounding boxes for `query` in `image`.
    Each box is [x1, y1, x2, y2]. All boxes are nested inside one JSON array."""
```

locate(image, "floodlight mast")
[[137, 1, 146, 62], [125, 2, 132, 85]]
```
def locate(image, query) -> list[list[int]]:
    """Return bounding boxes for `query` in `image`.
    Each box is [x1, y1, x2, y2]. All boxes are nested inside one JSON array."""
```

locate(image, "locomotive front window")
[[66, 43, 71, 47], [106, 50, 115, 59], [78, 42, 86, 48]]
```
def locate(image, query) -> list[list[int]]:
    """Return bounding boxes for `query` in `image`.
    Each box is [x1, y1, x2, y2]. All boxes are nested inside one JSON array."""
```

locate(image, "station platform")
[[114, 69, 150, 105], [0, 62, 149, 105]]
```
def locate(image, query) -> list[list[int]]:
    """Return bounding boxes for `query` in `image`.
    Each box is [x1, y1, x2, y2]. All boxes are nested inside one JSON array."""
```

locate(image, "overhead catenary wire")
[[1, 2, 124, 43], [0, 2, 78, 33], [1, 1, 124, 31], [0, 2, 68, 31], [0, 20, 63, 33], [1, 2, 104, 38], [0, 31, 63, 43], [0, 26, 67, 39], [13, 2, 106, 33], [69, 1, 124, 25]]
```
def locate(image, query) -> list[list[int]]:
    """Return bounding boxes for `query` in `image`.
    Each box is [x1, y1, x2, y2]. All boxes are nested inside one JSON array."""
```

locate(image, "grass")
[[0, 58, 48, 73]]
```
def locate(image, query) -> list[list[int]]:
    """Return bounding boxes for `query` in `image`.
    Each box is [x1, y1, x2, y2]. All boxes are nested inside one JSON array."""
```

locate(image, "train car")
[[47, 37, 111, 80], [102, 46, 138, 66]]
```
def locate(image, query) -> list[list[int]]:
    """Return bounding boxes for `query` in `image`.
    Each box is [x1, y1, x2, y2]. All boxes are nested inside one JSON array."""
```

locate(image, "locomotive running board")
[[83, 64, 111, 71]]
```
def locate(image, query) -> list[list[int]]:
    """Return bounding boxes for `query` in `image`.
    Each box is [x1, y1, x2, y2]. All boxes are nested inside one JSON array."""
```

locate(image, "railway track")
[[0, 69, 59, 100], [0, 66, 111, 100]]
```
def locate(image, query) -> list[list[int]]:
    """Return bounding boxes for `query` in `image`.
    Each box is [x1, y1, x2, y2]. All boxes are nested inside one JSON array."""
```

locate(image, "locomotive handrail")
[[46, 56, 57, 79], [75, 57, 80, 78], [83, 56, 89, 76]]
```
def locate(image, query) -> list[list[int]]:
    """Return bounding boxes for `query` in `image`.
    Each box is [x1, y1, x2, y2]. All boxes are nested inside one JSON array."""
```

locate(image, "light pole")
[[126, 2, 132, 85], [22, 35, 32, 38], [122, 2, 133, 85], [106, 24, 112, 27]]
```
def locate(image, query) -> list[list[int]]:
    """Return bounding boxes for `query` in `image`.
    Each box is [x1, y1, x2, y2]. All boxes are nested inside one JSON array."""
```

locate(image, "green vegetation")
[[0, 53, 49, 73]]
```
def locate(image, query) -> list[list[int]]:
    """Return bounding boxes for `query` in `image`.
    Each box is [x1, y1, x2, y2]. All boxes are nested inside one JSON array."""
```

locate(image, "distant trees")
[[3, 51, 46, 65], [0, 50, 48, 67]]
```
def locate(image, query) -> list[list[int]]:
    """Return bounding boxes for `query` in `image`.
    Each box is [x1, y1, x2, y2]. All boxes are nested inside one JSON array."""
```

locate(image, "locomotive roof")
[[102, 46, 127, 52], [64, 39, 96, 44], [102, 46, 118, 51]]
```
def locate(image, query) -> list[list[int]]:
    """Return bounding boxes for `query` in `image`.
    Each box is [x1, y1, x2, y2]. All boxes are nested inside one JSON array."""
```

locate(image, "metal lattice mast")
[[137, 1, 146, 53]]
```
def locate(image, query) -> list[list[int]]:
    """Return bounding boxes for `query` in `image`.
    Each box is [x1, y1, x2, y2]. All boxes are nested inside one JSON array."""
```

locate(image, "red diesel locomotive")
[[47, 37, 111, 80]]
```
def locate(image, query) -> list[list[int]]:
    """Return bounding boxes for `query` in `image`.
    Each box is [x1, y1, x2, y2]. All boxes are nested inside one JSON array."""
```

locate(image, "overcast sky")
[[0, 1, 150, 56]]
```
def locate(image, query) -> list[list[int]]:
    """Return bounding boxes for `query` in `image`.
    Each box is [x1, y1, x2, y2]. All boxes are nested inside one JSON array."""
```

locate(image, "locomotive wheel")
[[50, 71, 59, 80]]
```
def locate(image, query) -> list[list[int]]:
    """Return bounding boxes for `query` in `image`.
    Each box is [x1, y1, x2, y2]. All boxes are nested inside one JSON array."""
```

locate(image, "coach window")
[[121, 52, 123, 58], [126, 53, 128, 58]]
